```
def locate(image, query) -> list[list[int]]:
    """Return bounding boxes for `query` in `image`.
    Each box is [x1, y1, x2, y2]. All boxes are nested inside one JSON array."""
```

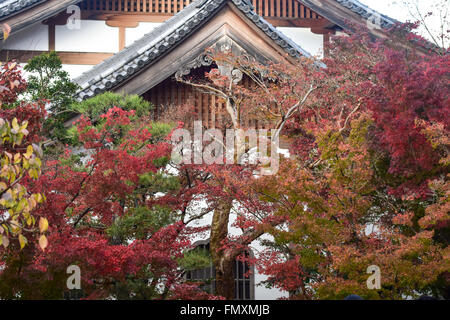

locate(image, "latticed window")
[[185, 241, 255, 300], [79, 0, 195, 14]]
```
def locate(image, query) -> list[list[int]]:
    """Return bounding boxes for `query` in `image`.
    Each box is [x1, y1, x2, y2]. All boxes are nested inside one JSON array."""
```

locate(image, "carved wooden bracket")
[[175, 35, 245, 83], [175, 53, 214, 80]]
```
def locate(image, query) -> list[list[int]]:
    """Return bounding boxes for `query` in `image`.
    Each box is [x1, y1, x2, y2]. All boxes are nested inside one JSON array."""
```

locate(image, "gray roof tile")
[[332, 0, 397, 28], [0, 0, 44, 19]]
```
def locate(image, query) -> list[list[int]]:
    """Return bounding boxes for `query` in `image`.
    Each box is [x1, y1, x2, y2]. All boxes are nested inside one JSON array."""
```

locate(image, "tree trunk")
[[210, 199, 236, 299], [214, 257, 235, 299], [209, 103, 246, 299]]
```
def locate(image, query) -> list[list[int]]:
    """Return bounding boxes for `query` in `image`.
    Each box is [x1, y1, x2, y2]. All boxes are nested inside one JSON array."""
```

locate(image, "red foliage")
[[0, 99, 218, 299], [0, 62, 46, 144]]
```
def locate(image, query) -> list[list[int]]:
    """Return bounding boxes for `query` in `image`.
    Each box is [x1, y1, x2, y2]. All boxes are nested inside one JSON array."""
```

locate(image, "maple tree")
[[171, 18, 449, 299], [171, 44, 324, 298], [246, 28, 449, 299], [0, 87, 218, 298]]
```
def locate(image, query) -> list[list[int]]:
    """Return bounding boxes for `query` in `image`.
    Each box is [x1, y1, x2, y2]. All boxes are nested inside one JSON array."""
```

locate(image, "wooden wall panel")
[[79, 0, 324, 19], [0, 50, 113, 64], [143, 71, 267, 130]]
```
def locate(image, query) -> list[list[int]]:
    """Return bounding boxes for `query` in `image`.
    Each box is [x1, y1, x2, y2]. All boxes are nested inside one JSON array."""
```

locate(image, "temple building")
[[0, 0, 397, 299]]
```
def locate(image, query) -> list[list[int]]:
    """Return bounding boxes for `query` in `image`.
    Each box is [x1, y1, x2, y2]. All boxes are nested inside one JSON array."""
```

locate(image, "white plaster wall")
[[55, 20, 118, 52], [187, 198, 289, 300], [62, 64, 95, 79], [126, 22, 161, 46], [277, 27, 324, 58], [0, 22, 48, 51], [252, 234, 289, 300]]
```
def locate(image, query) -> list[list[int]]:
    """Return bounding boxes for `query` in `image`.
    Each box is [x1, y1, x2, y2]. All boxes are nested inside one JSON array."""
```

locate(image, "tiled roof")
[[0, 0, 44, 19], [333, 0, 397, 29], [74, 0, 313, 101]]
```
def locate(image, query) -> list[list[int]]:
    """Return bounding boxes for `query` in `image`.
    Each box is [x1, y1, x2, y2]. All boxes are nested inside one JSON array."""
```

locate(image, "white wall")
[[277, 27, 324, 57], [62, 64, 95, 78], [55, 20, 119, 52], [126, 22, 161, 46], [0, 22, 48, 51]]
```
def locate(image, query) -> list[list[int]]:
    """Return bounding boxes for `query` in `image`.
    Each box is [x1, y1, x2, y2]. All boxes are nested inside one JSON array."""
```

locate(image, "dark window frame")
[[185, 239, 255, 300]]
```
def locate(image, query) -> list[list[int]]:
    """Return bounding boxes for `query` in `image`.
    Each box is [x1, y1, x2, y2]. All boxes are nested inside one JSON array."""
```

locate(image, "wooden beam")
[[264, 17, 330, 28], [82, 11, 173, 23], [105, 19, 140, 28], [48, 23, 55, 51], [310, 27, 336, 35], [323, 33, 330, 57], [0, 50, 114, 65], [43, 11, 73, 26]]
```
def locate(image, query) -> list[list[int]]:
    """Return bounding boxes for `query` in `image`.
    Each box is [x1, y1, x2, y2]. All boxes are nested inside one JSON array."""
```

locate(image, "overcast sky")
[[358, 0, 448, 24], [359, 0, 448, 45], [359, 0, 409, 22]]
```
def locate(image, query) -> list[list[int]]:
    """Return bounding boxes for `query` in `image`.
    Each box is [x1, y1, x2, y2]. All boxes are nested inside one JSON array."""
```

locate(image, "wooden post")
[[48, 23, 55, 51], [119, 26, 126, 50]]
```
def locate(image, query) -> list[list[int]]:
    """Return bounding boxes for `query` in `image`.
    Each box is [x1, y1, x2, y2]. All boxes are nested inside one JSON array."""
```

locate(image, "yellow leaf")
[[26, 215, 33, 227], [9, 219, 19, 233], [1, 235, 8, 248], [1, 224, 9, 236], [24, 145, 33, 159], [39, 235, 48, 251], [16, 198, 28, 213], [11, 118, 19, 131], [35, 193, 43, 203], [13, 153, 21, 164], [2, 24, 11, 41], [39, 217, 48, 233], [18, 234, 27, 250]]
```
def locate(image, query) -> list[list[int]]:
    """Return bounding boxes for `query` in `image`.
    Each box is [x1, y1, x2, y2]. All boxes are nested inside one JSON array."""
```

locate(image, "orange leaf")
[[39, 234, 48, 251]]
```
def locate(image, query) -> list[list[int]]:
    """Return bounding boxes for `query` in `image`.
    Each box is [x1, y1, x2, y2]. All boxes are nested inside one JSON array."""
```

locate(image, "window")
[[185, 240, 255, 300]]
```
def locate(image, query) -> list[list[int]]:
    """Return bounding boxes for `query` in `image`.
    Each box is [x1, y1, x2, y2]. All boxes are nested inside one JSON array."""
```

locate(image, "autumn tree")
[[249, 27, 449, 299], [0, 61, 47, 253], [173, 48, 321, 299], [0, 95, 218, 298], [173, 14, 449, 299]]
